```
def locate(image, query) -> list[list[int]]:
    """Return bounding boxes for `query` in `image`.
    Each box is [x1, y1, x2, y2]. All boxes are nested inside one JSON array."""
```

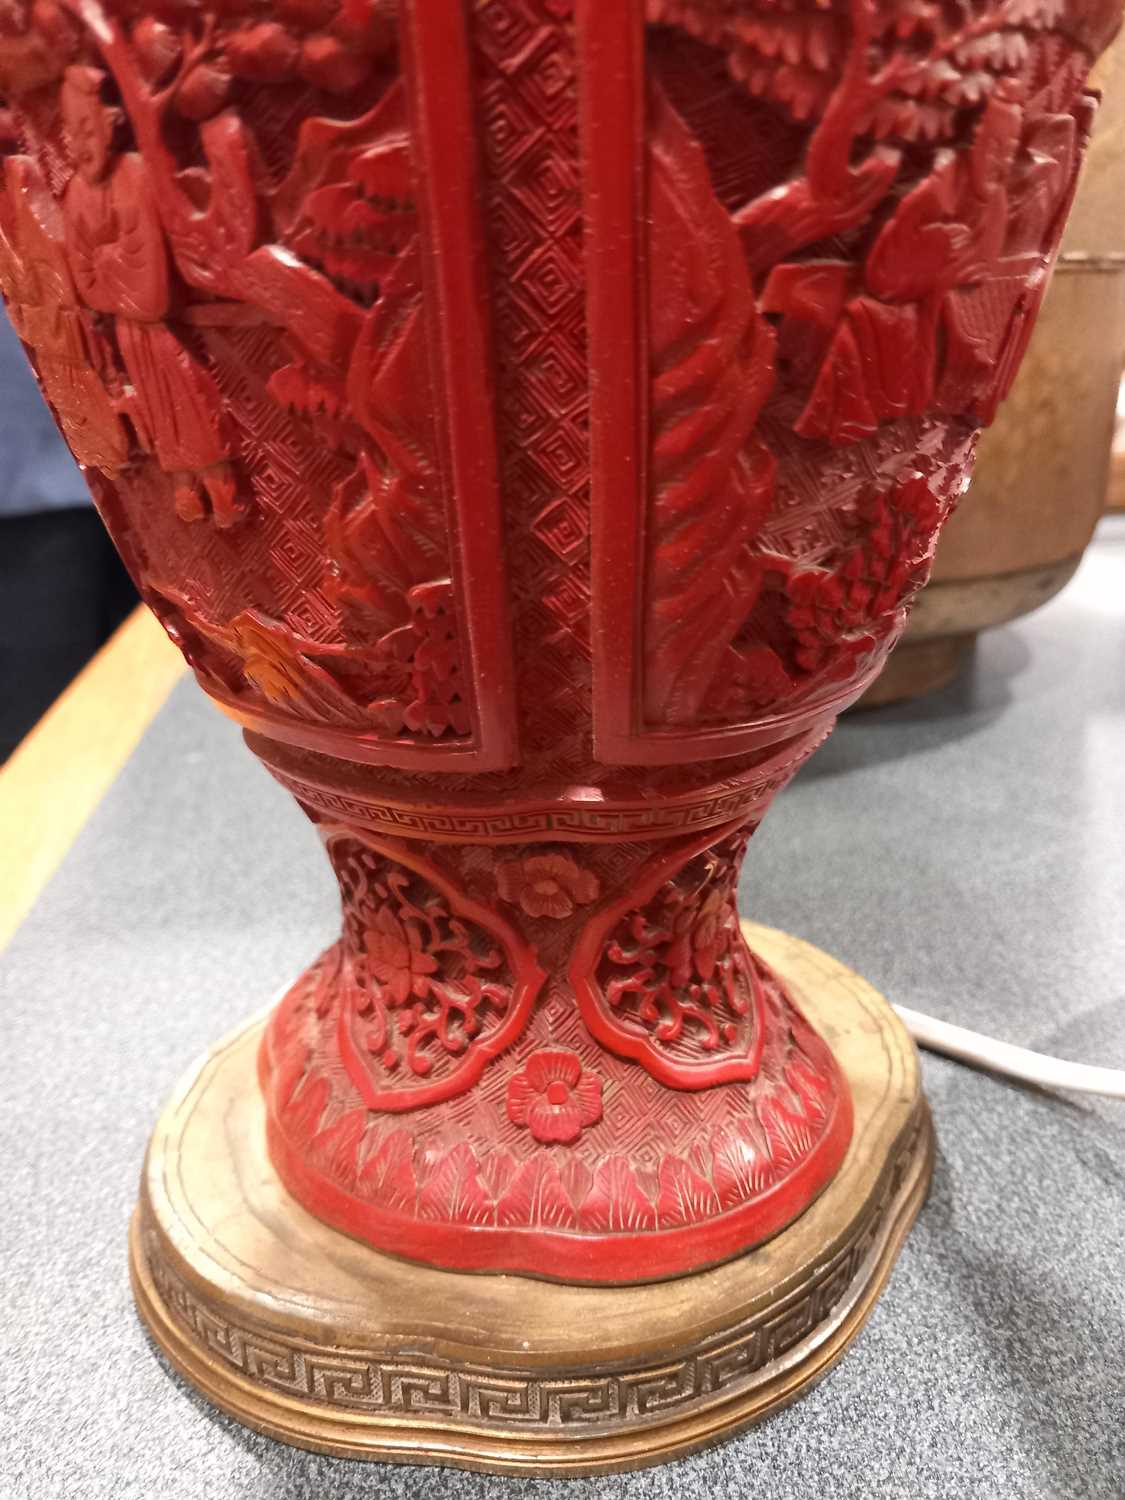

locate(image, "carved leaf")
[[495, 1157, 578, 1230], [358, 1129, 419, 1214], [785, 1056, 831, 1126], [759, 1091, 818, 1173], [309, 1107, 368, 1188], [644, 82, 777, 726], [710, 1118, 775, 1210], [281, 1073, 331, 1141], [578, 1156, 658, 1233], [417, 1142, 494, 1226], [656, 1155, 722, 1226]]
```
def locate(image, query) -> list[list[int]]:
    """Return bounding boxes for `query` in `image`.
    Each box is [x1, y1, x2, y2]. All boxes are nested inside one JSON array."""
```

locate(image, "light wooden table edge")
[[1108, 437, 1125, 512], [0, 605, 187, 952]]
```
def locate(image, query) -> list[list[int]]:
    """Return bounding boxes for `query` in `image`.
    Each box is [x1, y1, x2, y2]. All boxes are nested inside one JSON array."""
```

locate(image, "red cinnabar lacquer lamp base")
[[0, 0, 1117, 1475], [131, 924, 931, 1475]]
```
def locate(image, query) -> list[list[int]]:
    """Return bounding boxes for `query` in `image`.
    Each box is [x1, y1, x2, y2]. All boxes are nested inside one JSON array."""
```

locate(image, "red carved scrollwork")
[[260, 814, 851, 1279], [0, 0, 1118, 1282], [325, 834, 544, 1111], [571, 825, 768, 1089], [259, 810, 852, 1278]]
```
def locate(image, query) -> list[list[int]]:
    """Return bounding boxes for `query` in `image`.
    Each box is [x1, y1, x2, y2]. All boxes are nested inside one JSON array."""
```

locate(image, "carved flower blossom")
[[785, 476, 944, 675], [507, 1050, 603, 1145], [664, 887, 727, 988], [365, 907, 438, 1005], [496, 853, 599, 920]]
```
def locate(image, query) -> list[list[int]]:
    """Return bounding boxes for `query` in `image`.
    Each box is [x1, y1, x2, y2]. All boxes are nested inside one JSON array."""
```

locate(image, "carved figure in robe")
[[0, 151, 128, 475], [60, 64, 241, 526]]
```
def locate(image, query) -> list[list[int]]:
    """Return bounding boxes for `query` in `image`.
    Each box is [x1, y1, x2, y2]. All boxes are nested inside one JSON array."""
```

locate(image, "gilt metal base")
[[130, 923, 933, 1476]]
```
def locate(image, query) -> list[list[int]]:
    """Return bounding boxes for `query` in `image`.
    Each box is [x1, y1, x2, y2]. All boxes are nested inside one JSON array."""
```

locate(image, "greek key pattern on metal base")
[[141, 1106, 926, 1433]]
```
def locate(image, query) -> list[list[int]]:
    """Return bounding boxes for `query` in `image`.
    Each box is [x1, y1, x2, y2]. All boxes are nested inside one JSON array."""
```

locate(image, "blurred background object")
[[862, 33, 1125, 708], [1109, 369, 1125, 511], [0, 310, 136, 762]]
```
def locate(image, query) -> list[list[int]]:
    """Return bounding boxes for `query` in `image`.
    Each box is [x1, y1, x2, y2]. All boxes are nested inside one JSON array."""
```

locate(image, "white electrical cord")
[[894, 1005, 1125, 1099]]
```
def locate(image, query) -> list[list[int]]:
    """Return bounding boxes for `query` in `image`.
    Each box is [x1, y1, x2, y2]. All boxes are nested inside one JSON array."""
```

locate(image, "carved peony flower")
[[365, 906, 438, 1005], [507, 1050, 603, 1145], [665, 887, 726, 988], [496, 852, 599, 920], [689, 889, 725, 980]]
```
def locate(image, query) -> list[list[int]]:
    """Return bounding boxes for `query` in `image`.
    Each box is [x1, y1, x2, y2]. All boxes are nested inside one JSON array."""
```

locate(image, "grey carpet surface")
[[3, 518, 1124, 1500]]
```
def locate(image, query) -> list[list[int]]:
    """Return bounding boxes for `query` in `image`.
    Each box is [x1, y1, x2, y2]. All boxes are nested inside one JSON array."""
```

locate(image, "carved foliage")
[[639, 0, 1104, 732], [263, 910, 847, 1259], [648, 0, 1102, 145], [571, 824, 768, 1089], [327, 835, 544, 1111], [771, 83, 1088, 443], [643, 81, 778, 726]]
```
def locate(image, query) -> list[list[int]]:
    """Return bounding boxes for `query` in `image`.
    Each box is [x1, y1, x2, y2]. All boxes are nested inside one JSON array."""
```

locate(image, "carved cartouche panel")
[[261, 816, 851, 1280], [589, 0, 1116, 760], [0, 0, 515, 768], [0, 0, 1118, 1281]]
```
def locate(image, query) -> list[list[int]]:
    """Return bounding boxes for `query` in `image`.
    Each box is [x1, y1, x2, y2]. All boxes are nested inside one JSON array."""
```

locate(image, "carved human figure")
[[0, 152, 127, 474], [60, 64, 241, 526]]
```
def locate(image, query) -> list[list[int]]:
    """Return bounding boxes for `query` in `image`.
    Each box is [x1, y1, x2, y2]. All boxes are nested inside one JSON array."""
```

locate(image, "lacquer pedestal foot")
[[130, 923, 933, 1478]]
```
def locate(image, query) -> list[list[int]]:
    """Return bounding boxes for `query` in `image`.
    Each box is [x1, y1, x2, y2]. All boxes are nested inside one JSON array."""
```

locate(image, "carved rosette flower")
[[496, 852, 599, 920], [507, 1050, 603, 1145], [364, 906, 438, 1005]]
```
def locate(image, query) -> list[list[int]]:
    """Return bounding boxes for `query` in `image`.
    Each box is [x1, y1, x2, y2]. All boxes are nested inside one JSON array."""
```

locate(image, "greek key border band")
[[134, 1104, 928, 1437], [256, 727, 828, 844]]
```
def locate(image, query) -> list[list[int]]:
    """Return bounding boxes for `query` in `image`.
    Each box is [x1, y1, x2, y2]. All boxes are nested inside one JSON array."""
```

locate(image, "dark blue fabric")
[[0, 306, 89, 516]]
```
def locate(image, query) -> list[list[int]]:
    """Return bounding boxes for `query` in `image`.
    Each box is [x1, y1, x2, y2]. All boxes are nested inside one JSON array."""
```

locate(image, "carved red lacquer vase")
[[1, 0, 1119, 1468]]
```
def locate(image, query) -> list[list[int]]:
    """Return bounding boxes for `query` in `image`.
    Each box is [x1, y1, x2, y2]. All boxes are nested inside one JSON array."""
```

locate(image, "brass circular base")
[[130, 923, 933, 1477]]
